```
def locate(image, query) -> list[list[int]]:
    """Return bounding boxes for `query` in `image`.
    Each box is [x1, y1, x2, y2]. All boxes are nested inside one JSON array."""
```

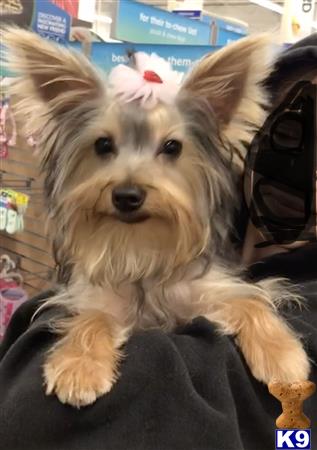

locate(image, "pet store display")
[[0, 79, 30, 235], [0, 88, 16, 159], [0, 72, 54, 298], [0, 188, 29, 234], [0, 254, 28, 340], [0, 79, 36, 154]]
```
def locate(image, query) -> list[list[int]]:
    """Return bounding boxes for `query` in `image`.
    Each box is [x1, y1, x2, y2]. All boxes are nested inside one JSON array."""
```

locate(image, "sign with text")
[[202, 15, 248, 45], [172, 10, 202, 20], [214, 17, 247, 45], [1, 39, 219, 78], [71, 41, 219, 75], [275, 429, 311, 449], [32, 0, 71, 43], [112, 0, 211, 45]]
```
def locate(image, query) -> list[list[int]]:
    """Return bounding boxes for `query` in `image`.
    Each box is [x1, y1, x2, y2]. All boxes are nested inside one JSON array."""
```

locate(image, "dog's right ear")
[[3, 28, 104, 117]]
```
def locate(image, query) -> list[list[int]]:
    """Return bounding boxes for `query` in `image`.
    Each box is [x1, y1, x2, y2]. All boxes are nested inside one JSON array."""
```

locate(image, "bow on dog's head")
[[109, 51, 184, 109]]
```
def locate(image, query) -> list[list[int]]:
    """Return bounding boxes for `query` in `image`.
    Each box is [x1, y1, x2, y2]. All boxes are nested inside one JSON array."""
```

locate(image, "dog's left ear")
[[180, 35, 272, 148], [3, 27, 104, 117]]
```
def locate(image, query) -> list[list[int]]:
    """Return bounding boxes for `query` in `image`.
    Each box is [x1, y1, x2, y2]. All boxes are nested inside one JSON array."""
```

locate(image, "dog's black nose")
[[112, 185, 146, 213]]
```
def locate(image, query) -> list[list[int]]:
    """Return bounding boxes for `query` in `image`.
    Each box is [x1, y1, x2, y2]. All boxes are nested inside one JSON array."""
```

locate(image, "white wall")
[[203, 4, 281, 34]]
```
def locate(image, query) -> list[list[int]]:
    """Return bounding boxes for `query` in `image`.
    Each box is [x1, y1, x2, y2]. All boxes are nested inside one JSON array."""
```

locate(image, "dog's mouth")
[[114, 212, 151, 224]]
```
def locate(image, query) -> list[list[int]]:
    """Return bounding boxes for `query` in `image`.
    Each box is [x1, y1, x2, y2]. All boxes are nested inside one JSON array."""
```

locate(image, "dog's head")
[[3, 29, 271, 285]]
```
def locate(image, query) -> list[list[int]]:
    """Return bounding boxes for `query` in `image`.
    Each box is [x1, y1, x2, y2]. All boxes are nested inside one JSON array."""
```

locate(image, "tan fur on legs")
[[44, 311, 127, 408], [206, 298, 309, 384]]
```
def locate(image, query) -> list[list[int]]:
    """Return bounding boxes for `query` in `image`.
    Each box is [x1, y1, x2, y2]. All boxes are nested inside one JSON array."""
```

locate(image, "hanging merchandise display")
[[0, 254, 28, 340], [0, 70, 54, 299], [0, 89, 17, 159], [0, 188, 29, 234]]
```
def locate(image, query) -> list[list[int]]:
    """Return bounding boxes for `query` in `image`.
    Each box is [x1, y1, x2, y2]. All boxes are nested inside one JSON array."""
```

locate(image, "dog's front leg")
[[44, 310, 127, 408], [209, 297, 309, 383], [193, 273, 310, 384]]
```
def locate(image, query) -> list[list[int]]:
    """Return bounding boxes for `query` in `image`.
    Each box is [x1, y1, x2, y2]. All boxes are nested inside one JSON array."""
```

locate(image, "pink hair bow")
[[108, 52, 184, 109]]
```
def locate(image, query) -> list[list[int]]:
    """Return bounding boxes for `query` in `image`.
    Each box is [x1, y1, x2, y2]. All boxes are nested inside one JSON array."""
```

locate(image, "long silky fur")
[[3, 28, 302, 332]]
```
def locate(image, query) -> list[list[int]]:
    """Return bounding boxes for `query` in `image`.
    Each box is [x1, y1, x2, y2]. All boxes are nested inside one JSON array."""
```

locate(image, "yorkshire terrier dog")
[[4, 29, 310, 408]]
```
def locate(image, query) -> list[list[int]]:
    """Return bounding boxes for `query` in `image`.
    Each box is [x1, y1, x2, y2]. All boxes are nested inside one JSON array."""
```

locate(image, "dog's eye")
[[160, 140, 182, 158], [94, 137, 115, 156]]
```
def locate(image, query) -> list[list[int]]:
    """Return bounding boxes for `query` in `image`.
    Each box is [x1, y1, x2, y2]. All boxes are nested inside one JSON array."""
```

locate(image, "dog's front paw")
[[250, 338, 310, 384], [278, 340, 311, 383], [43, 349, 118, 408]]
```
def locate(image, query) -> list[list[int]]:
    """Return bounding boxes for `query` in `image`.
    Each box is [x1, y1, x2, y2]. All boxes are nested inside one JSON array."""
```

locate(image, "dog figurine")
[[3, 29, 310, 408]]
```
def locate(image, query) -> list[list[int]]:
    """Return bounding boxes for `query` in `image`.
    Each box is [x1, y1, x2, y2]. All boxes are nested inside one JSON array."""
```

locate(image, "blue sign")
[[32, 0, 71, 44], [74, 42, 220, 76], [275, 429, 311, 450], [202, 15, 247, 45], [113, 0, 211, 45], [172, 10, 202, 20], [1, 39, 220, 79], [215, 17, 247, 45]]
